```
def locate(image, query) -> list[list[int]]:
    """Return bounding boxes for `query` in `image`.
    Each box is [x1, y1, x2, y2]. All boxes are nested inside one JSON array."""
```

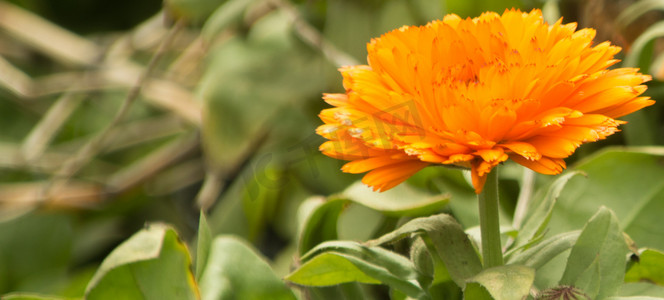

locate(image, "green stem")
[[478, 167, 503, 268]]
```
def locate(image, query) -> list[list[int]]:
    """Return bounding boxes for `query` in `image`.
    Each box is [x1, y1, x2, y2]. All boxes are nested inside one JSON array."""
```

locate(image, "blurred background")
[[0, 0, 663, 297]]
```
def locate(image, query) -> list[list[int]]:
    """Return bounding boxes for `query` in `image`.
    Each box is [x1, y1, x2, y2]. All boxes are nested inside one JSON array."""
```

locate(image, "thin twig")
[[43, 19, 186, 201]]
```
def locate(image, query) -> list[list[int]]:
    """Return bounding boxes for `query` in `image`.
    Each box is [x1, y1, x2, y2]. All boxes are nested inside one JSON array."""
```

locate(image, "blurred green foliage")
[[1, 0, 664, 299]]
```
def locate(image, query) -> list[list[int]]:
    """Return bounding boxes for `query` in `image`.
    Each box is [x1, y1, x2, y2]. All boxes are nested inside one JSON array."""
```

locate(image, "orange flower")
[[317, 9, 653, 193]]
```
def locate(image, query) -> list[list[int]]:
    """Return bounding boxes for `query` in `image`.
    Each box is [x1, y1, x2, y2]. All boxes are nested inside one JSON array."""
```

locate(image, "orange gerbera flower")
[[317, 9, 653, 193]]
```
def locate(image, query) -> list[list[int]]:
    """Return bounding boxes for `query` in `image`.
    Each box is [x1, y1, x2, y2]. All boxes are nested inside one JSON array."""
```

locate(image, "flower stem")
[[478, 167, 503, 268]]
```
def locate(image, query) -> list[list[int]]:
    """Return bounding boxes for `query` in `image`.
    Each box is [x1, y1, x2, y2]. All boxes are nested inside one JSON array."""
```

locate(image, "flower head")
[[317, 9, 653, 193]]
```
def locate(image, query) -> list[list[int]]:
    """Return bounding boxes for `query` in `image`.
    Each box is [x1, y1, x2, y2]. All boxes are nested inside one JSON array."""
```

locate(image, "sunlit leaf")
[[198, 236, 295, 300], [626, 249, 664, 285], [84, 224, 199, 300], [464, 265, 535, 300]]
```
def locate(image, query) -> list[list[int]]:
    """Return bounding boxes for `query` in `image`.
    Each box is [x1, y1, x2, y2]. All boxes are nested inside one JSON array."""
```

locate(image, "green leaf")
[[287, 241, 427, 299], [297, 196, 348, 256], [625, 249, 664, 285], [509, 171, 583, 254], [84, 224, 198, 300], [198, 236, 295, 300], [196, 211, 213, 280], [341, 181, 450, 217], [464, 265, 535, 300], [549, 148, 664, 250], [507, 231, 580, 269], [618, 282, 664, 298], [559, 207, 629, 300], [287, 252, 382, 286], [368, 214, 482, 288]]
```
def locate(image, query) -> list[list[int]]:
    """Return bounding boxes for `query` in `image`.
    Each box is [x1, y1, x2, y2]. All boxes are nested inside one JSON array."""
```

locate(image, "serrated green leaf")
[[288, 241, 426, 299], [196, 211, 212, 280], [85, 224, 198, 300], [368, 214, 482, 288], [625, 249, 664, 285], [560, 207, 629, 300], [464, 265, 534, 300], [341, 181, 450, 217], [198, 236, 295, 300]]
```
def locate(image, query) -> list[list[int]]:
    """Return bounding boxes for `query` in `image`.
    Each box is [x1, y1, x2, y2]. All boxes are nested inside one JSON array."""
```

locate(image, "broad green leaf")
[[507, 231, 580, 269], [287, 252, 382, 286], [287, 241, 427, 299], [196, 211, 212, 280], [296, 196, 348, 256], [464, 265, 535, 300], [560, 207, 629, 300], [85, 224, 198, 300], [198, 236, 295, 300], [342, 181, 450, 217], [549, 148, 664, 250], [368, 214, 482, 288], [510, 171, 583, 253], [625, 249, 664, 285], [0, 293, 71, 300]]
